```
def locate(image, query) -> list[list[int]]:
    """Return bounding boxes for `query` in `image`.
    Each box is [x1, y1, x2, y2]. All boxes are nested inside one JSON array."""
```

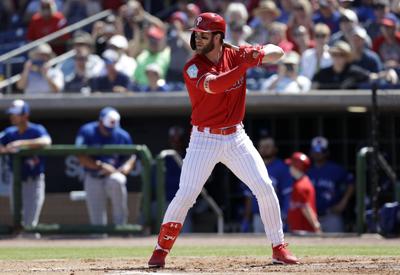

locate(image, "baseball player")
[[75, 107, 136, 226], [286, 152, 321, 233], [307, 136, 354, 232], [0, 99, 51, 227], [148, 12, 298, 267]]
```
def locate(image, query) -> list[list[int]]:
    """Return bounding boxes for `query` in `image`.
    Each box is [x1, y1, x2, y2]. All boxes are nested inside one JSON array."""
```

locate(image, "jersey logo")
[[196, 17, 202, 26], [186, 64, 199, 79]]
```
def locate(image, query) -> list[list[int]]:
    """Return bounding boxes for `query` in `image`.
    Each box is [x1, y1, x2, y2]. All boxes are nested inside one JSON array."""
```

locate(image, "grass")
[[0, 245, 399, 260]]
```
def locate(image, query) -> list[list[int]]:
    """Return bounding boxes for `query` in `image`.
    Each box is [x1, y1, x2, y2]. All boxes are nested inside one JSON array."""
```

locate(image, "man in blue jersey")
[[0, 99, 51, 227], [308, 136, 354, 232], [242, 136, 293, 232], [75, 107, 136, 225]]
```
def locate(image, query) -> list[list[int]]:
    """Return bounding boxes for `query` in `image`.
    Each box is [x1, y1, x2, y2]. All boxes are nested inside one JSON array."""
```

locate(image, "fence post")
[[12, 153, 22, 231], [356, 147, 372, 235], [137, 145, 153, 233]]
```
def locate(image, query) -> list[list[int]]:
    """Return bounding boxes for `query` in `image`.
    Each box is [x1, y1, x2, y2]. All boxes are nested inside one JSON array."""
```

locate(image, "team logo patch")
[[187, 64, 198, 79]]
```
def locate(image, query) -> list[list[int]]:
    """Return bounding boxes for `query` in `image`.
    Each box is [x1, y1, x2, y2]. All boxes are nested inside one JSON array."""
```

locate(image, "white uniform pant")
[[10, 174, 45, 227], [163, 126, 284, 245], [84, 172, 128, 226]]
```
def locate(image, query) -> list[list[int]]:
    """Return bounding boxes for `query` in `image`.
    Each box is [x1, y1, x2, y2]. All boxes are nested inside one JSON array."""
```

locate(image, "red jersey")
[[183, 46, 247, 128], [287, 175, 318, 232]]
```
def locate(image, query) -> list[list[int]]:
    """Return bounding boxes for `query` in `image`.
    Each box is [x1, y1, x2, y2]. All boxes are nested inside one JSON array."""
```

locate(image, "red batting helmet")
[[285, 152, 311, 173], [190, 12, 226, 50]]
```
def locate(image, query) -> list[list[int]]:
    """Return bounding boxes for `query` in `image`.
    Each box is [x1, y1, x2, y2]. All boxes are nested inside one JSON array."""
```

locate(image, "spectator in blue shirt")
[[241, 136, 293, 232], [75, 107, 136, 225], [313, 0, 341, 34], [307, 136, 354, 232], [0, 100, 51, 227], [89, 49, 131, 93]]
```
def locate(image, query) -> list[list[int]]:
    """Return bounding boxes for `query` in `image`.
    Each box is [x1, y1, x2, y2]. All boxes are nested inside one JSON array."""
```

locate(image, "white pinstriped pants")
[[163, 125, 284, 245]]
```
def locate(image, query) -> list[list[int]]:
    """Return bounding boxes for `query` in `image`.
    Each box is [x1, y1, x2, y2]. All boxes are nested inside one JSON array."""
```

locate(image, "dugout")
[[0, 91, 399, 233]]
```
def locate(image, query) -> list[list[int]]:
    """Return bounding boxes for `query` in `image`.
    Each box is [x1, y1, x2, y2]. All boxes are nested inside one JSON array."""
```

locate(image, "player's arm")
[[301, 203, 322, 233], [118, 155, 137, 175]]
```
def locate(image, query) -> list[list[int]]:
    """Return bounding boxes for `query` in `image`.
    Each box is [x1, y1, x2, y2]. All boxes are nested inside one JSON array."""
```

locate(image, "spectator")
[[248, 0, 281, 45], [313, 40, 371, 89], [372, 14, 400, 71], [224, 2, 251, 43], [75, 107, 136, 226], [292, 25, 315, 55], [330, 9, 360, 45], [356, 0, 375, 23], [308, 136, 354, 232], [116, 0, 166, 57], [241, 136, 293, 233], [63, 0, 101, 27], [0, 100, 52, 228], [132, 63, 170, 92], [277, 0, 293, 23], [92, 14, 118, 56], [166, 11, 192, 83], [287, 0, 314, 44], [268, 22, 294, 53], [350, 26, 383, 73], [59, 32, 105, 81], [366, 0, 392, 41], [24, 0, 63, 23], [185, 3, 201, 24], [300, 23, 333, 80], [313, 0, 341, 34], [89, 49, 131, 93], [26, 0, 69, 55], [286, 152, 321, 234], [261, 51, 312, 93], [106, 34, 137, 78], [17, 43, 64, 94], [133, 26, 171, 86], [64, 46, 92, 94], [338, 0, 354, 9]]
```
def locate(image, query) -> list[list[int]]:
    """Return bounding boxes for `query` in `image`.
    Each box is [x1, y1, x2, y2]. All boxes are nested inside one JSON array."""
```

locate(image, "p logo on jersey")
[[186, 64, 198, 79]]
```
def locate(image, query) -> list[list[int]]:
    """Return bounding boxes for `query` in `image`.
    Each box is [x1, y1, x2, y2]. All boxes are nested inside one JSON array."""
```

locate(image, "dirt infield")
[[0, 234, 399, 274]]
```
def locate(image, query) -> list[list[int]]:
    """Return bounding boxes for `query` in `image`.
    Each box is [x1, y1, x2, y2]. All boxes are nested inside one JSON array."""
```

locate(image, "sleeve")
[[49, 68, 65, 91], [297, 186, 309, 204], [183, 60, 248, 95], [75, 126, 88, 146], [121, 75, 131, 89], [123, 132, 133, 145], [35, 125, 51, 139], [0, 131, 8, 145]]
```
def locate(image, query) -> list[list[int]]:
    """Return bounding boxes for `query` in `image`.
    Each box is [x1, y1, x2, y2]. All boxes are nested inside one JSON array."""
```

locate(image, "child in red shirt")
[[286, 152, 321, 233]]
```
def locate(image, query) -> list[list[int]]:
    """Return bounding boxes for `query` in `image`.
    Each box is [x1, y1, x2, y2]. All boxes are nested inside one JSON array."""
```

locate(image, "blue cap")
[[311, 136, 328, 153], [99, 107, 120, 129], [6, 99, 30, 115]]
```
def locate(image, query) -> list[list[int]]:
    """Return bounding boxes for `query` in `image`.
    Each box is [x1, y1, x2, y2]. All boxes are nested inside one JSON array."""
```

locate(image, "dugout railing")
[[155, 149, 224, 234], [356, 147, 400, 235], [10, 144, 153, 235]]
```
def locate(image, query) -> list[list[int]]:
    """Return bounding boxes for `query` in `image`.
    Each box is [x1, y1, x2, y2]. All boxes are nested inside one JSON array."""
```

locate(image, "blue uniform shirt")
[[75, 121, 133, 175], [0, 123, 50, 180], [308, 160, 354, 216], [243, 158, 293, 219]]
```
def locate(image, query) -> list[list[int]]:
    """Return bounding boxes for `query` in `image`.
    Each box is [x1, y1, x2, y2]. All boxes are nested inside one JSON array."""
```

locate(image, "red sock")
[[156, 222, 182, 252]]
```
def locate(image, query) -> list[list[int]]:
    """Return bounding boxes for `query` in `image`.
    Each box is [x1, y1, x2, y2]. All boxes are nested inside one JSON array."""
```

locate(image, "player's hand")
[[6, 140, 23, 153], [99, 162, 117, 175], [239, 45, 262, 69]]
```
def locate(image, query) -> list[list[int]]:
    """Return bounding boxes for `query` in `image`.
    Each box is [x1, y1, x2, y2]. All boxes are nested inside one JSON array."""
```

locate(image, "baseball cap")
[[340, 9, 358, 23], [99, 107, 120, 130], [102, 49, 120, 65], [381, 14, 398, 28], [311, 136, 329, 153], [352, 25, 368, 40], [147, 26, 165, 40], [108, 35, 128, 50], [145, 63, 162, 76], [6, 99, 30, 115]]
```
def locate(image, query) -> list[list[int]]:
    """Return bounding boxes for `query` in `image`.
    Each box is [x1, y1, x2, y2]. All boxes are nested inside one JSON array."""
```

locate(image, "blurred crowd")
[[0, 0, 400, 94]]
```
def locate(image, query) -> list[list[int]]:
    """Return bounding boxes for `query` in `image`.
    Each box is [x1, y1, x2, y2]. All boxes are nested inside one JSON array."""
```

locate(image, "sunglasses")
[[315, 33, 328, 38], [294, 6, 304, 11]]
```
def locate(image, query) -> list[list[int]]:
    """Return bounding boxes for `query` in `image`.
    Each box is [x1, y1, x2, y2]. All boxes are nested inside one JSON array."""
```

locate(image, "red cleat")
[[272, 243, 299, 264], [148, 249, 168, 268]]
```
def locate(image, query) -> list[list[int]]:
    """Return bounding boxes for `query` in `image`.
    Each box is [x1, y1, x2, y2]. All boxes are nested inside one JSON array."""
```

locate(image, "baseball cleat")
[[272, 243, 299, 264], [148, 249, 168, 268]]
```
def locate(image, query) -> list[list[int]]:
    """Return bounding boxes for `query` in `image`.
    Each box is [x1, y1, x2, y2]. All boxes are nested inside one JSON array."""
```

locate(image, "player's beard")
[[197, 38, 215, 55]]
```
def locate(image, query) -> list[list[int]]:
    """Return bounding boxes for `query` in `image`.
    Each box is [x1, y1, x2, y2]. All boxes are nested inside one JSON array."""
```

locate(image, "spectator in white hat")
[[105, 34, 137, 78], [132, 63, 170, 92], [329, 9, 361, 45]]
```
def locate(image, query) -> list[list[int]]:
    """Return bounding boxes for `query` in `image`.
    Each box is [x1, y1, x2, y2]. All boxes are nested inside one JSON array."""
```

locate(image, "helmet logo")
[[196, 16, 202, 26]]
